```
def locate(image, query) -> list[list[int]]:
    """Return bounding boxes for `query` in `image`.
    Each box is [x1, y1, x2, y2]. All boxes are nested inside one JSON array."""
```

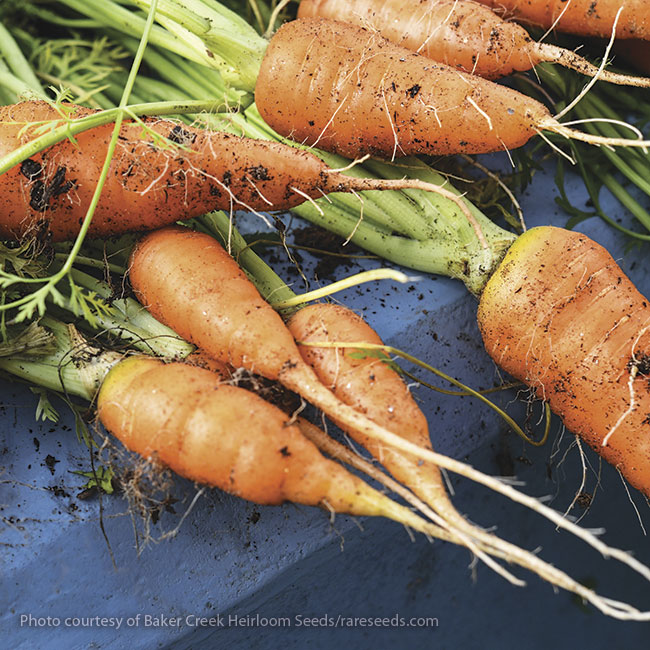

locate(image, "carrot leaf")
[[30, 386, 60, 422], [73, 466, 116, 495]]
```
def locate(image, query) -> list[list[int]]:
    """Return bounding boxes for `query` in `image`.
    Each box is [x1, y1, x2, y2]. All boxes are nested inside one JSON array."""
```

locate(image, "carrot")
[[477, 225, 650, 496], [287, 303, 440, 498], [287, 303, 492, 527], [297, 0, 650, 86], [127, 225, 447, 468], [255, 17, 650, 160], [475, 0, 650, 40], [286, 302, 559, 582], [96, 355, 440, 528], [0, 100, 474, 242]]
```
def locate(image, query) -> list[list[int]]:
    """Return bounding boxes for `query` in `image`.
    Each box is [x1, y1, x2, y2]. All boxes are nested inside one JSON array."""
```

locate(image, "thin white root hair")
[[325, 154, 371, 173], [537, 42, 650, 89], [297, 417, 525, 586], [561, 434, 589, 521], [290, 186, 325, 215], [466, 96, 494, 131], [617, 468, 647, 536], [297, 419, 650, 618], [534, 128, 577, 164], [291, 369, 650, 586], [539, 0, 574, 43], [554, 6, 622, 121], [157, 487, 206, 541], [343, 190, 365, 245], [602, 368, 637, 447]]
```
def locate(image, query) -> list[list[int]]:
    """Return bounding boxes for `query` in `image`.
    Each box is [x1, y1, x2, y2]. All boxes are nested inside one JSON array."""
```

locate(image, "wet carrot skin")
[[476, 0, 650, 39], [256, 17, 546, 159], [0, 101, 356, 242], [97, 357, 370, 510], [287, 303, 432, 454], [477, 226, 650, 495], [287, 303, 451, 507], [128, 226, 306, 381]]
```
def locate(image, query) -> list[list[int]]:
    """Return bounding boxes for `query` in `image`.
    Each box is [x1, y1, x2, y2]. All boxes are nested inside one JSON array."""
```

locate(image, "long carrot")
[[0, 100, 475, 241], [297, 0, 650, 86], [476, 0, 650, 40], [256, 17, 650, 160]]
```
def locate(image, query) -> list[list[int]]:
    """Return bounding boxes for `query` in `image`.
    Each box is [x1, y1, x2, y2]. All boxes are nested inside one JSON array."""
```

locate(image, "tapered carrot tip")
[[478, 226, 650, 495]]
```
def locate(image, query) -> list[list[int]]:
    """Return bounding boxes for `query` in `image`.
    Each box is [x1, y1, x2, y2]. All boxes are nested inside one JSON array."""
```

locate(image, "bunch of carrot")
[[1, 0, 650, 620], [10, 0, 649, 492], [4, 218, 650, 619]]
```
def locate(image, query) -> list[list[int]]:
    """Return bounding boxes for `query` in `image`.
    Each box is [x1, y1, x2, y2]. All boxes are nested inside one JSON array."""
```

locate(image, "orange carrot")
[[287, 302, 478, 528], [0, 101, 469, 242], [297, 0, 650, 86], [96, 356, 443, 529], [287, 303, 438, 499], [286, 302, 532, 562], [477, 226, 650, 496], [256, 17, 648, 160], [476, 0, 650, 40], [127, 226, 439, 467]]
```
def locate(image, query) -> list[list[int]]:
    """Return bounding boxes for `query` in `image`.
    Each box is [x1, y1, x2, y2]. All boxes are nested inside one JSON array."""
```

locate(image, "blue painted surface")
[[2, 160, 650, 649]]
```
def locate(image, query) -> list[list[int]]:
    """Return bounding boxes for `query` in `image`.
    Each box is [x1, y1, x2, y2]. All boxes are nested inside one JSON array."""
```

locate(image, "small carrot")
[[128, 225, 441, 468], [297, 0, 650, 86], [477, 226, 650, 496], [476, 0, 650, 40], [256, 17, 650, 161], [286, 302, 554, 580], [96, 356, 439, 528], [0, 100, 473, 242]]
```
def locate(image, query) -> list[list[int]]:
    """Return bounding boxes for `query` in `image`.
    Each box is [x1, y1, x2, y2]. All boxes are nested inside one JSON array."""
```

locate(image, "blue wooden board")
[[2, 159, 650, 649]]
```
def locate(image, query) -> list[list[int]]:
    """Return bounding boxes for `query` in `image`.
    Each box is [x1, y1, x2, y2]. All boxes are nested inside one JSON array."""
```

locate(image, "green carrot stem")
[[55, 0, 225, 73], [63, 268, 196, 358], [0, 22, 45, 94], [0, 316, 121, 401], [129, 0, 267, 91]]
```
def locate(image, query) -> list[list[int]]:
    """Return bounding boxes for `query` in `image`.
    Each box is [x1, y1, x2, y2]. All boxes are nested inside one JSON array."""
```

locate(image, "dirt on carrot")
[[297, 0, 650, 86], [477, 225, 650, 496], [255, 17, 648, 161]]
